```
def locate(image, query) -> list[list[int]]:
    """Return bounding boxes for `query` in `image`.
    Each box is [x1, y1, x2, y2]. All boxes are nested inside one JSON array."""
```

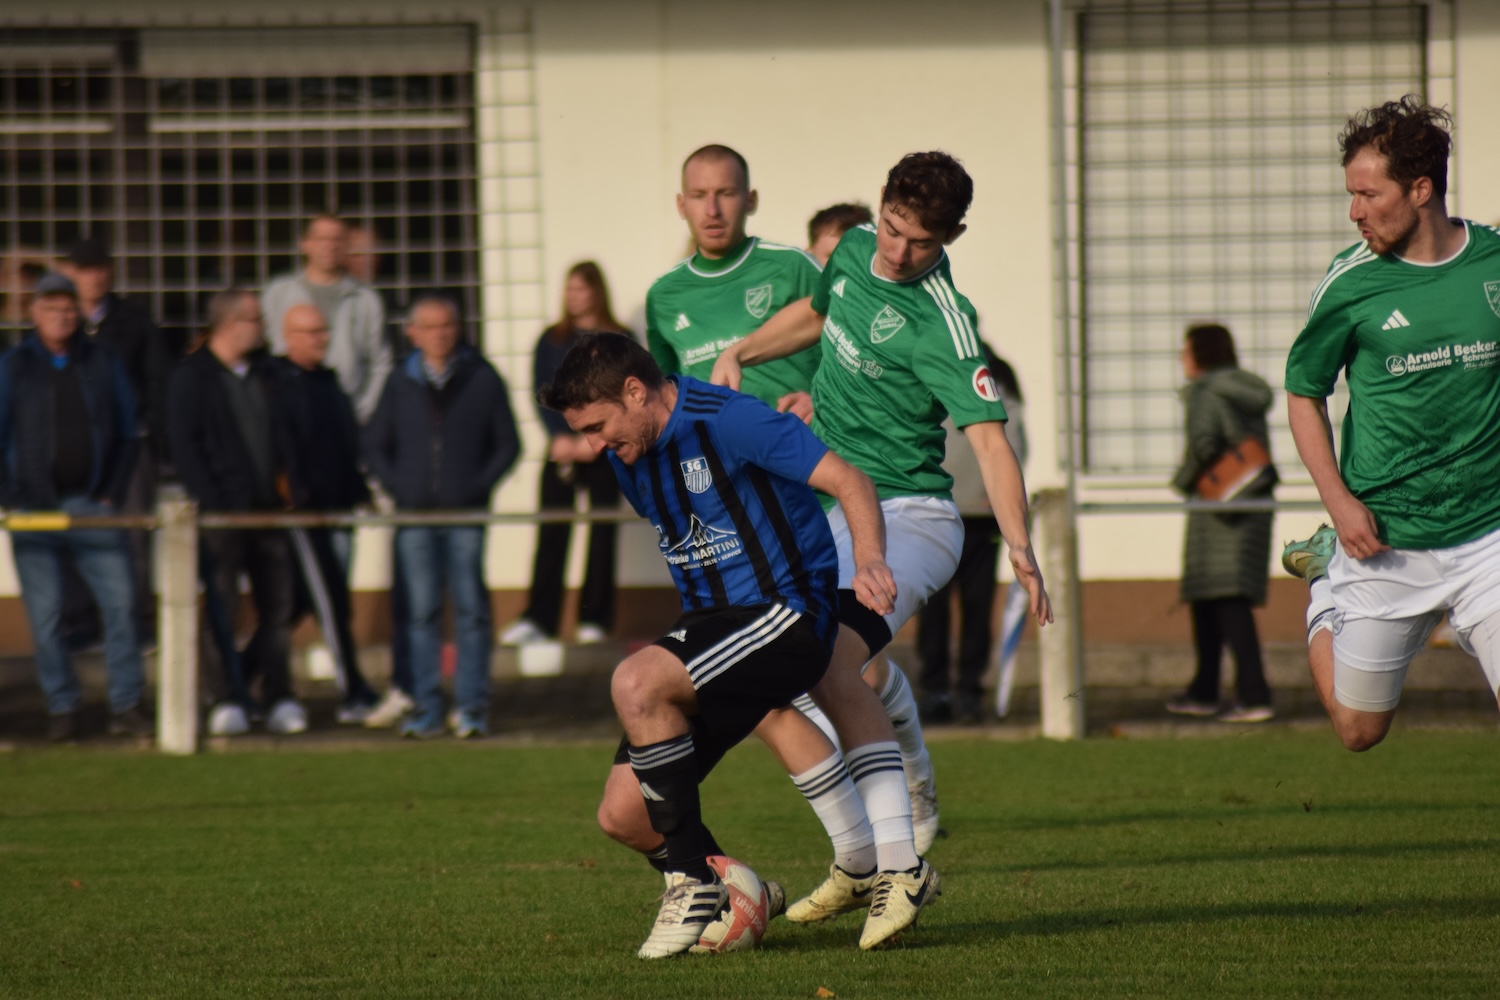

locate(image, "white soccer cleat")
[[859, 860, 942, 951], [910, 776, 941, 855], [637, 871, 727, 959], [785, 863, 877, 923]]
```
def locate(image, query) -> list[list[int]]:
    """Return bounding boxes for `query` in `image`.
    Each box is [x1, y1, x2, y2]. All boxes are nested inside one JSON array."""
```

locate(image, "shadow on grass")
[[918, 893, 1500, 944]]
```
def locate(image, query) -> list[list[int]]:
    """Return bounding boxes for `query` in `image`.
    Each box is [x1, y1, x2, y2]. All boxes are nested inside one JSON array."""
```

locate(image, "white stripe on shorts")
[[687, 604, 800, 689]]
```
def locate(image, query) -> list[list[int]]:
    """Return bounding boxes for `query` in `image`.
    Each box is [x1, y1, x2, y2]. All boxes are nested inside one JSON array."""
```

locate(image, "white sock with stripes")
[[846, 741, 919, 873], [877, 664, 933, 789], [1307, 577, 1336, 642], [791, 751, 874, 875], [792, 693, 842, 752]]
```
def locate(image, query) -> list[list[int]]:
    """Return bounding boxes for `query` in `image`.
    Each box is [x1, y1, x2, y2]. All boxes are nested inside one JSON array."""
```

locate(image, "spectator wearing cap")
[[263, 214, 392, 424], [167, 288, 303, 738], [64, 235, 172, 644], [0, 273, 151, 741]]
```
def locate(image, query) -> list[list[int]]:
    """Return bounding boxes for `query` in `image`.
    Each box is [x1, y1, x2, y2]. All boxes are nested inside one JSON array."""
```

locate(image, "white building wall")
[[4, 0, 1500, 597]]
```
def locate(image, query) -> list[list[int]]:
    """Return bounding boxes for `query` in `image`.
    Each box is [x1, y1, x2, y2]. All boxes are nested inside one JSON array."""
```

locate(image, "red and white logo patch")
[[972, 365, 999, 402]]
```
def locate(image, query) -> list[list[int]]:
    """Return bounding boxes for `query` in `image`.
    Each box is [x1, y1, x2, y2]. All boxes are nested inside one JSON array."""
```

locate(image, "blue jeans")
[[395, 525, 492, 721], [11, 497, 145, 715]]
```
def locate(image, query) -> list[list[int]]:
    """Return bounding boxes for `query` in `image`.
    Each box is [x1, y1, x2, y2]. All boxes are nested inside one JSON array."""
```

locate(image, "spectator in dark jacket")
[[363, 294, 519, 739], [0, 273, 150, 741], [64, 235, 173, 644], [167, 288, 302, 738], [271, 303, 379, 722]]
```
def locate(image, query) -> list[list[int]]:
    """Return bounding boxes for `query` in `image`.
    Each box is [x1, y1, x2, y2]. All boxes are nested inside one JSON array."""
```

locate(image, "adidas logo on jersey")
[[675, 313, 691, 331], [832, 278, 846, 298], [668, 629, 687, 642], [1381, 309, 1411, 330]]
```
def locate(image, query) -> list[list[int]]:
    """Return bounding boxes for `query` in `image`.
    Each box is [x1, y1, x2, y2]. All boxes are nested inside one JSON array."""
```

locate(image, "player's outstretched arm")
[[805, 451, 895, 616], [710, 297, 823, 391], [964, 420, 1053, 626], [1286, 392, 1389, 560]]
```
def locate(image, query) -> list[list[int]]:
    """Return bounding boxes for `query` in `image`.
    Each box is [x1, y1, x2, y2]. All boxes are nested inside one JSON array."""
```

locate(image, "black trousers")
[[1187, 597, 1272, 707], [199, 528, 295, 708], [917, 516, 1000, 700], [288, 527, 377, 706], [522, 458, 619, 634]]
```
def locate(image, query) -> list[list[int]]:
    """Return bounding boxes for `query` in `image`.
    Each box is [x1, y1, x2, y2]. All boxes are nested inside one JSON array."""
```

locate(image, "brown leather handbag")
[[1195, 437, 1273, 501]]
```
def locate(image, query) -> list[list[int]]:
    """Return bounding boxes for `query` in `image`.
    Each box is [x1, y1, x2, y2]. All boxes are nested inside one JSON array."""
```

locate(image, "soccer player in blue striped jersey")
[[540, 333, 938, 956]]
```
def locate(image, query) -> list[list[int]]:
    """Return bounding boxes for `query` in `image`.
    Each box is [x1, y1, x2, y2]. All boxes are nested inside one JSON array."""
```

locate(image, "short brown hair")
[[1185, 323, 1238, 371], [1340, 95, 1452, 199], [538, 332, 664, 413], [807, 202, 873, 245], [883, 152, 973, 236], [681, 144, 750, 191]]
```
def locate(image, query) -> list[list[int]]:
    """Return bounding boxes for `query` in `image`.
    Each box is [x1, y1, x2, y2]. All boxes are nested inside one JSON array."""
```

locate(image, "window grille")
[[0, 25, 480, 353], [1062, 1, 1443, 479]]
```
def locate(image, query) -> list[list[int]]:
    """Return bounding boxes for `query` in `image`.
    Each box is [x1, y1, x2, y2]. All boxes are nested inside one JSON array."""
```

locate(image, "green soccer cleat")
[[1281, 524, 1338, 582]]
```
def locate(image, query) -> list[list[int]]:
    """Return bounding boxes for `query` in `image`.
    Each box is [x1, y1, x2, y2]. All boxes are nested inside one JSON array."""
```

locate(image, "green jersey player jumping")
[[1281, 96, 1500, 752]]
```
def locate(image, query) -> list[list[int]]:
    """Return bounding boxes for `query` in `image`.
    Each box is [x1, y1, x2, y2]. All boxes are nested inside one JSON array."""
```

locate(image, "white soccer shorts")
[[1326, 524, 1500, 711], [825, 495, 964, 637]]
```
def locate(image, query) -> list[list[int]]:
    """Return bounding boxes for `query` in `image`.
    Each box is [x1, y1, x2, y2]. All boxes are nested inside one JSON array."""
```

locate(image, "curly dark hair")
[[537, 332, 664, 413], [1339, 95, 1452, 198], [882, 151, 973, 236]]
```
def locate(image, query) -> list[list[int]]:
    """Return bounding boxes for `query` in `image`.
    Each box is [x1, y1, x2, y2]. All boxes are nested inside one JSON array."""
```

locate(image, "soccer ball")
[[690, 855, 780, 954]]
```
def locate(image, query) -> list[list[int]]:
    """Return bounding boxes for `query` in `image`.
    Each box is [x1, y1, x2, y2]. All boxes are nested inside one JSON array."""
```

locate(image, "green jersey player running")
[[1281, 96, 1500, 752], [713, 151, 1053, 923]]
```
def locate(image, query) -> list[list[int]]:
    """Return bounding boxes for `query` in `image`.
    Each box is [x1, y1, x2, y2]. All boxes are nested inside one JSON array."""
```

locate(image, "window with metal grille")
[[0, 25, 479, 354], [1065, 1, 1441, 479]]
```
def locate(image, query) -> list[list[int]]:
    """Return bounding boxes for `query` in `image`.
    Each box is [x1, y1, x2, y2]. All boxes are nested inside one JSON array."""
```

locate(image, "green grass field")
[[3, 729, 1497, 999]]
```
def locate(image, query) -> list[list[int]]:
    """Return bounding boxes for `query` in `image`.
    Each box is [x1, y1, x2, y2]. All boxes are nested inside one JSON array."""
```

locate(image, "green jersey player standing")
[[645, 145, 822, 411], [1281, 96, 1500, 752]]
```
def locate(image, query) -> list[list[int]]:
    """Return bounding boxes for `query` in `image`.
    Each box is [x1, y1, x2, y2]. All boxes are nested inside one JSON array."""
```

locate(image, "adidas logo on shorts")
[[668, 629, 687, 641]]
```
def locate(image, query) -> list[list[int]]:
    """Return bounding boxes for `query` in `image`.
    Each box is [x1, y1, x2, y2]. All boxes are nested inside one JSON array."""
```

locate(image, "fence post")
[[1034, 488, 1084, 740], [155, 498, 199, 754]]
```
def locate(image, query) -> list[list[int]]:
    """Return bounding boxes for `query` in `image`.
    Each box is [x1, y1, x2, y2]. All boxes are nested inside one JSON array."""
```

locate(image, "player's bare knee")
[[1336, 722, 1388, 753]]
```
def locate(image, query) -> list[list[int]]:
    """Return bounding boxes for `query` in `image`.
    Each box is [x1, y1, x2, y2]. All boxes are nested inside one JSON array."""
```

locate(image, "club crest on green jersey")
[[680, 457, 712, 494], [745, 284, 773, 320], [1485, 280, 1500, 318], [870, 304, 906, 343]]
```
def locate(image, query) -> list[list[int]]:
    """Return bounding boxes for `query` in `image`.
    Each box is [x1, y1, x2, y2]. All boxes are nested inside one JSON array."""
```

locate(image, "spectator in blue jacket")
[[0, 273, 150, 741], [363, 295, 519, 739]]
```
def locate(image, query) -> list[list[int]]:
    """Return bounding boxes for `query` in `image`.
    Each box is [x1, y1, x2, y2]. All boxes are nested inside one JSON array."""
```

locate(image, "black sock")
[[645, 826, 721, 875], [628, 733, 714, 883]]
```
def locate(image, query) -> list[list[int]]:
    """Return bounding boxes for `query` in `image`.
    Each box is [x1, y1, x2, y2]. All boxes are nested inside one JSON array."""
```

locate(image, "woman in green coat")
[[1168, 323, 1278, 723]]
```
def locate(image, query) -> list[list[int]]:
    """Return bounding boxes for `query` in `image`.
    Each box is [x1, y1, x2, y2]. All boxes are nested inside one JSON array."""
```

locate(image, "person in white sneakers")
[[1282, 96, 1500, 749]]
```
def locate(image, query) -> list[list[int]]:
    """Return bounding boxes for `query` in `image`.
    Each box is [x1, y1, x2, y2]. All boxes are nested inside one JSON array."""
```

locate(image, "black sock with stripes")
[[628, 733, 715, 883], [644, 826, 723, 875]]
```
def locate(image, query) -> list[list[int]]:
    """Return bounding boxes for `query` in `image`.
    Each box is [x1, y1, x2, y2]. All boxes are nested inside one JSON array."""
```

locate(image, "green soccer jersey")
[[808, 224, 1008, 501], [1285, 220, 1500, 549], [645, 237, 823, 406]]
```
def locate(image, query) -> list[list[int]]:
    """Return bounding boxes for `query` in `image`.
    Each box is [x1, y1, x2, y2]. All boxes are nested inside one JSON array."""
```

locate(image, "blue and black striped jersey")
[[606, 376, 838, 639]]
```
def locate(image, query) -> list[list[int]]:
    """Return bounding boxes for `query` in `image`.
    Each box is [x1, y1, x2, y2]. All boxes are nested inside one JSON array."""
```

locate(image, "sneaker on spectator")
[[400, 712, 446, 739], [451, 710, 488, 739], [575, 622, 608, 644], [266, 699, 309, 736], [1219, 704, 1275, 724], [207, 702, 250, 737], [48, 711, 80, 743], [335, 700, 376, 725], [363, 688, 414, 729], [1166, 695, 1218, 717], [108, 704, 154, 739], [498, 618, 548, 646]]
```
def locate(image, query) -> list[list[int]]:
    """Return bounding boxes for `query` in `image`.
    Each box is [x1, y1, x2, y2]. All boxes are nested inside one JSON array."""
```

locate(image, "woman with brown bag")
[[1168, 323, 1279, 722]]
